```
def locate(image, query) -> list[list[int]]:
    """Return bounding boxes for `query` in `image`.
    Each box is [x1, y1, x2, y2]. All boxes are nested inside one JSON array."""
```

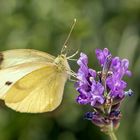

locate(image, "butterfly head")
[[54, 54, 70, 73]]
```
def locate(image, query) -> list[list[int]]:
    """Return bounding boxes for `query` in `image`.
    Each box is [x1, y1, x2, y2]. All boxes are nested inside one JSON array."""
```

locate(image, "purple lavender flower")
[[75, 48, 132, 135], [95, 48, 111, 66], [90, 81, 104, 106], [75, 53, 105, 107], [106, 56, 132, 99], [106, 74, 127, 98], [76, 89, 91, 104], [111, 57, 132, 78]]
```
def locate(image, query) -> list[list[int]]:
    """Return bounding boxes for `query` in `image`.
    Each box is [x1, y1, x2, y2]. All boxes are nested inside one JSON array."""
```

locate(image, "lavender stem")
[[108, 131, 117, 140], [107, 122, 117, 140]]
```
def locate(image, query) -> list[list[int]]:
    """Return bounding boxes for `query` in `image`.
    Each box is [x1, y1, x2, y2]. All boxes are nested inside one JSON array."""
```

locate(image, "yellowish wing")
[[0, 62, 49, 99], [4, 65, 68, 113], [0, 49, 55, 69]]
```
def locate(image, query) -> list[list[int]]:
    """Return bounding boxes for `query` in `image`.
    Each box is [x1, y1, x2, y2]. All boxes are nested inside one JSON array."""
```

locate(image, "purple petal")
[[110, 90, 125, 98], [77, 53, 88, 66], [89, 69, 96, 78], [90, 96, 104, 106], [76, 93, 91, 105], [103, 48, 110, 56], [95, 48, 111, 66], [121, 59, 129, 70], [110, 57, 131, 79], [126, 70, 132, 77]]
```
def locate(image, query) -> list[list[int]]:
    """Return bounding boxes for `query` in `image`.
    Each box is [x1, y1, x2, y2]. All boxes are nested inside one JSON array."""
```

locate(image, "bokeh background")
[[0, 0, 140, 140]]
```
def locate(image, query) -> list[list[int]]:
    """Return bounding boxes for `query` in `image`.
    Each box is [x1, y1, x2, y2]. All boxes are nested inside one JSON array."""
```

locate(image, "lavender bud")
[[124, 89, 134, 96]]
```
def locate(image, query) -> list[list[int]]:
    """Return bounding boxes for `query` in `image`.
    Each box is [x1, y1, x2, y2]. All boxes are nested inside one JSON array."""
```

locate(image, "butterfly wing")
[[0, 62, 50, 99], [4, 64, 68, 113], [0, 49, 55, 69]]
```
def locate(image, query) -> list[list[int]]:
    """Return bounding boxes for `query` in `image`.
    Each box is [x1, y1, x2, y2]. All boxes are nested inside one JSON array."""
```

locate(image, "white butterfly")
[[0, 19, 77, 113]]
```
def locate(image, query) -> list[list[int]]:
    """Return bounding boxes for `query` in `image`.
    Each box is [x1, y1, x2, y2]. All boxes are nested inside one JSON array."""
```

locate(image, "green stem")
[[108, 131, 117, 140], [105, 121, 118, 140]]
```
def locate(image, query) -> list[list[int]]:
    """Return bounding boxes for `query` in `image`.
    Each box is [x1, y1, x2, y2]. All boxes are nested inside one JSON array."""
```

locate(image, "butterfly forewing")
[[0, 49, 55, 69], [0, 62, 50, 99]]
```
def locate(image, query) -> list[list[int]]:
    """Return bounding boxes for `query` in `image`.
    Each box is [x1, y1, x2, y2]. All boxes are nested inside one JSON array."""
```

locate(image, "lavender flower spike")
[[75, 48, 132, 140]]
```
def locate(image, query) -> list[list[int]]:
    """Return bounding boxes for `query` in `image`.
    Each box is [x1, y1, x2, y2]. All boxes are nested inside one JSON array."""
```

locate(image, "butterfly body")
[[0, 49, 71, 113], [54, 54, 70, 73]]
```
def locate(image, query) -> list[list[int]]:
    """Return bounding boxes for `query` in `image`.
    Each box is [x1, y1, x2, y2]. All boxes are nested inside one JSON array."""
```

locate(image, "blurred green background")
[[0, 0, 140, 140]]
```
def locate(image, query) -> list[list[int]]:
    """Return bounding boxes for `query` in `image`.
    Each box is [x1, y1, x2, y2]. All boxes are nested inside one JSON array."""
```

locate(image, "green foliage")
[[0, 0, 140, 140]]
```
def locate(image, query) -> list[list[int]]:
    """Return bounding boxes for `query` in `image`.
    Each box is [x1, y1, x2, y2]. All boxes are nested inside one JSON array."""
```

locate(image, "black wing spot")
[[5, 81, 13, 86]]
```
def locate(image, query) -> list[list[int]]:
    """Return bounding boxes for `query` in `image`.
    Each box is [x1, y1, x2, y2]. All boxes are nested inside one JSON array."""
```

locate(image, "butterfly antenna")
[[61, 18, 77, 54], [67, 49, 79, 59]]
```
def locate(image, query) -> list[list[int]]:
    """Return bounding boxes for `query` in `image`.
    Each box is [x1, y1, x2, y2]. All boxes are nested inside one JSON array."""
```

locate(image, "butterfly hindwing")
[[4, 64, 68, 113]]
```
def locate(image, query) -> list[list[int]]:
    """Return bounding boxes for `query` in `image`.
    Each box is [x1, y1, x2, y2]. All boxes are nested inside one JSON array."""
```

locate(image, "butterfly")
[[0, 19, 77, 113]]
